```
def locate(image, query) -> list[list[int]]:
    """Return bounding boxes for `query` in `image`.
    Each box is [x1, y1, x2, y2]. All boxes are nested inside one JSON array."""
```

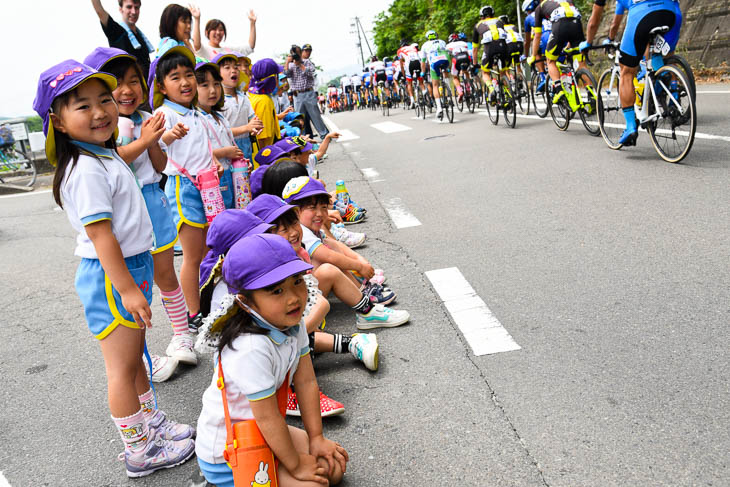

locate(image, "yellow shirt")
[[249, 93, 281, 141]]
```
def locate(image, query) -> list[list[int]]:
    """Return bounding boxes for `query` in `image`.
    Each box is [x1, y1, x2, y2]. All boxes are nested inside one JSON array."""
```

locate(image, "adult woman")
[[195, 10, 257, 61]]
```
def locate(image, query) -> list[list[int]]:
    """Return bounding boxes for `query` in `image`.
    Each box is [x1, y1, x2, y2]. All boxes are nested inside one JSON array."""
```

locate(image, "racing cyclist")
[[340, 74, 353, 109], [361, 67, 372, 105], [383, 56, 397, 104], [523, 0, 552, 93], [398, 40, 423, 108], [369, 55, 391, 106], [420, 30, 452, 119], [500, 15, 524, 69], [350, 72, 363, 107], [580, 0, 683, 146], [446, 33, 469, 102], [472, 5, 508, 104]]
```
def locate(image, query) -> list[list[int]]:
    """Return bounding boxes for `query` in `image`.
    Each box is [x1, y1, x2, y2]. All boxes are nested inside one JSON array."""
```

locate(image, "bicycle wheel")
[[549, 89, 571, 131], [467, 80, 476, 113], [597, 67, 623, 149], [514, 71, 530, 115], [502, 80, 516, 128], [486, 86, 499, 125], [664, 54, 696, 104], [575, 68, 600, 136], [443, 83, 455, 123], [456, 79, 464, 112], [646, 65, 696, 163], [0, 147, 37, 187], [531, 74, 549, 118]]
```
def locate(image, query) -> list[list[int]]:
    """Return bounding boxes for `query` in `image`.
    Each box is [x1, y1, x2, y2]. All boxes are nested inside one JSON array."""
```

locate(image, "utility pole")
[[356, 17, 374, 59], [350, 17, 366, 67], [516, 0, 523, 35]]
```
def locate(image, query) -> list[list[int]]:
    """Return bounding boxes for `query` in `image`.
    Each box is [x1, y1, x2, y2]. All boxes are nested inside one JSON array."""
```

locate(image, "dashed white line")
[[426, 267, 521, 356], [370, 121, 412, 133], [361, 168, 379, 178], [383, 197, 421, 228]]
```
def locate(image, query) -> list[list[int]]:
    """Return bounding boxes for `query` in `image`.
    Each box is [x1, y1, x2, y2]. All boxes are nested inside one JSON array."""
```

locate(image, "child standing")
[[195, 234, 348, 486], [84, 47, 197, 374], [34, 60, 194, 476], [248, 58, 283, 152]]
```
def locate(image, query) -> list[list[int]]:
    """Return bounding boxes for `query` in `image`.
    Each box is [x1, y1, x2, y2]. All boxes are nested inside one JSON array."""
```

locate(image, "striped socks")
[[333, 334, 352, 354], [352, 294, 374, 315], [160, 286, 189, 336]]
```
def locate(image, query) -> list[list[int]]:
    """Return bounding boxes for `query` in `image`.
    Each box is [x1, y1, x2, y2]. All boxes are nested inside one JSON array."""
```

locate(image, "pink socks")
[[112, 408, 149, 452], [160, 286, 188, 336], [138, 388, 156, 423]]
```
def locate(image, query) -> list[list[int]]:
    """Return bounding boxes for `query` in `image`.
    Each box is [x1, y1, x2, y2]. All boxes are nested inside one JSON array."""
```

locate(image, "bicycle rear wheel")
[[597, 67, 623, 149], [443, 83, 455, 123], [503, 81, 516, 128], [646, 65, 696, 163], [456, 79, 464, 112], [531, 73, 549, 118], [486, 87, 499, 125], [664, 54, 696, 104], [514, 71, 530, 115], [575, 68, 600, 136], [0, 147, 37, 187], [549, 91, 571, 131]]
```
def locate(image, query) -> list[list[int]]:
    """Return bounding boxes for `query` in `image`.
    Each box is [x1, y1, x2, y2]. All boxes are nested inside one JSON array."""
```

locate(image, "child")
[[157, 3, 200, 55], [84, 47, 197, 378], [34, 60, 195, 476], [149, 44, 218, 332], [214, 53, 262, 164], [249, 145, 289, 198], [248, 58, 283, 151], [282, 177, 410, 328], [195, 234, 349, 486], [195, 58, 241, 209]]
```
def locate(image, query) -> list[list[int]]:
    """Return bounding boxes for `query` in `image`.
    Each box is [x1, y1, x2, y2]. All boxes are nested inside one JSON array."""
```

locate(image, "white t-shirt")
[[301, 225, 326, 258], [118, 111, 162, 186], [306, 154, 317, 178], [63, 142, 153, 258], [202, 111, 236, 170], [155, 100, 215, 177], [196, 43, 253, 62], [222, 91, 256, 140], [195, 321, 310, 464]]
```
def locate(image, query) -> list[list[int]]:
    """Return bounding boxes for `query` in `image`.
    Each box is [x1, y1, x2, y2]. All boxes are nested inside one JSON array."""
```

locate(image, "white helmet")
[[522, 0, 538, 12]]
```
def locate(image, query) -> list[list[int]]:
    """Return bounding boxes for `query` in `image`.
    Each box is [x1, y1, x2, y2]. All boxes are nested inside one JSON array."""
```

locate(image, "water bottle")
[[197, 167, 225, 223], [117, 117, 135, 146], [633, 77, 645, 109], [560, 72, 571, 91], [335, 180, 349, 207], [231, 158, 252, 209]]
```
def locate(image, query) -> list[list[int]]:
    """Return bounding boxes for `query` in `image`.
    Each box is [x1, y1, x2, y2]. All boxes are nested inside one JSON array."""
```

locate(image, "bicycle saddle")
[[649, 26, 670, 35]]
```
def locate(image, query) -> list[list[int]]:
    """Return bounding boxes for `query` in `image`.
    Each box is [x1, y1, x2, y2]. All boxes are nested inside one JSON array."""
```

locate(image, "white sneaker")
[[144, 354, 178, 383], [166, 335, 198, 365], [124, 437, 195, 478], [356, 304, 410, 330], [331, 223, 366, 248], [349, 333, 379, 371]]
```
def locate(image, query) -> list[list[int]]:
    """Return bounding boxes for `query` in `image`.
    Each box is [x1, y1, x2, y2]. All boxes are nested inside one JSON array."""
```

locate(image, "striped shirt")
[[285, 59, 316, 91]]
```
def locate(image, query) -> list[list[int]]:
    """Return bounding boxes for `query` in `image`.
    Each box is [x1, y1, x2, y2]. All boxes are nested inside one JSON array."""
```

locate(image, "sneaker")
[[331, 223, 366, 248], [165, 334, 197, 365], [363, 282, 396, 305], [356, 304, 411, 330], [187, 313, 202, 334], [336, 201, 366, 225], [144, 354, 178, 383], [287, 390, 345, 417], [148, 410, 195, 441], [349, 333, 379, 371], [124, 437, 195, 478]]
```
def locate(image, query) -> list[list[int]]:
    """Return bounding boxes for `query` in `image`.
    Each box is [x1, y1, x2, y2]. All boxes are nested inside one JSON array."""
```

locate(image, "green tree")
[[25, 116, 43, 133]]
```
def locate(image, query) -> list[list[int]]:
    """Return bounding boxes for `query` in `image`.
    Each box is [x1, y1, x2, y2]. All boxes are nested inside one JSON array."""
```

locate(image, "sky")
[[0, 0, 392, 117]]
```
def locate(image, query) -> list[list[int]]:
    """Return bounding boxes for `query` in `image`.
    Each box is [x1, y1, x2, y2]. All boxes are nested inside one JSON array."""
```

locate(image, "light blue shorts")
[[75, 252, 153, 340], [234, 136, 253, 163], [164, 175, 207, 230], [141, 183, 178, 254], [219, 168, 234, 209], [197, 458, 234, 487]]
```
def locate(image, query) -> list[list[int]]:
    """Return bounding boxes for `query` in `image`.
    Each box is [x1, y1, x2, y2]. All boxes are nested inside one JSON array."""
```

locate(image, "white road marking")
[[361, 168, 380, 178], [0, 189, 50, 199], [425, 267, 521, 356], [697, 90, 730, 94], [383, 197, 421, 228], [322, 117, 360, 141], [0, 471, 11, 487], [322, 116, 340, 131], [370, 121, 412, 133]]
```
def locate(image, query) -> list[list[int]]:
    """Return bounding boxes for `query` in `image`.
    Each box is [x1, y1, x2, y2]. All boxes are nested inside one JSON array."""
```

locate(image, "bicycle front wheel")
[[515, 71, 530, 115], [646, 65, 696, 163], [503, 81, 516, 128], [575, 68, 600, 136], [597, 67, 624, 149], [443, 83, 455, 123], [531, 74, 549, 118], [549, 90, 571, 131]]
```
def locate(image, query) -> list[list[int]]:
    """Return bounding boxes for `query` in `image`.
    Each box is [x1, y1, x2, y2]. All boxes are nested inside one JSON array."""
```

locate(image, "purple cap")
[[255, 144, 287, 166], [248, 58, 283, 95], [276, 136, 312, 154], [249, 165, 268, 199], [148, 45, 196, 109], [84, 47, 148, 104], [248, 194, 297, 225], [223, 234, 312, 292], [282, 176, 328, 203], [33, 60, 117, 166], [199, 209, 273, 290]]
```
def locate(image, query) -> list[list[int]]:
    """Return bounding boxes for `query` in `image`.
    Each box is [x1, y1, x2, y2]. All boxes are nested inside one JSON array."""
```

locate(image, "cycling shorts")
[[480, 40, 508, 71], [506, 41, 524, 64], [451, 52, 471, 76], [406, 59, 422, 80], [344, 85, 353, 93], [429, 59, 449, 80], [620, 2, 681, 68], [374, 70, 387, 83], [394, 70, 404, 82], [545, 18, 584, 61]]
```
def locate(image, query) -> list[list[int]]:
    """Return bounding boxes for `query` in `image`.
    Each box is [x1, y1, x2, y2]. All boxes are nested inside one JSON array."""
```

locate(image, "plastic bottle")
[[230, 158, 252, 209], [335, 180, 349, 207], [197, 167, 225, 223], [633, 77, 644, 108]]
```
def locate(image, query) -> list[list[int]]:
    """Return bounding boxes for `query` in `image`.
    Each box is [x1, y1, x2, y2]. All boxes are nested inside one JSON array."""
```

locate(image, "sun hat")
[[32, 60, 118, 166], [282, 176, 328, 203], [247, 194, 297, 225], [84, 47, 148, 104], [248, 58, 283, 95], [147, 45, 196, 109], [194, 57, 224, 110], [212, 52, 245, 89], [255, 144, 288, 166], [223, 234, 312, 293]]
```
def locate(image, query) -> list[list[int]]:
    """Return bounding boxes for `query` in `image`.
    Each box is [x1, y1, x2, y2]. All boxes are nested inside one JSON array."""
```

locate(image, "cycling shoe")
[[619, 128, 638, 147]]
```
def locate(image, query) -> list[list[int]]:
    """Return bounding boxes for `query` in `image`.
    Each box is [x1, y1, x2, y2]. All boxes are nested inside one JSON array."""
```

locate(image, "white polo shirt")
[[119, 111, 162, 186], [201, 110, 236, 169], [301, 225, 327, 258], [155, 99, 215, 177], [62, 141, 153, 259], [222, 90, 255, 137], [195, 320, 310, 464]]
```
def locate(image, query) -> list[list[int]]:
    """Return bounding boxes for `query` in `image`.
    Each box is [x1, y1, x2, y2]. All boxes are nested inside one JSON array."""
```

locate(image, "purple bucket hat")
[[249, 165, 268, 200], [248, 58, 283, 95], [199, 209, 273, 291], [84, 47, 148, 103], [33, 60, 117, 166], [223, 234, 312, 293], [248, 194, 297, 225], [282, 176, 328, 203]]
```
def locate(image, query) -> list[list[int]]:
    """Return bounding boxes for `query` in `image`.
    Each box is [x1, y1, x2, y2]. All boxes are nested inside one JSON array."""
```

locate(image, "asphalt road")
[[1, 83, 728, 486]]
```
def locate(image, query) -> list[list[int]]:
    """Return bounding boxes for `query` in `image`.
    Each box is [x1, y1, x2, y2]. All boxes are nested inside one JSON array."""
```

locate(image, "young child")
[[84, 47, 197, 379], [195, 234, 348, 487], [282, 177, 410, 329], [195, 58, 241, 209], [249, 144, 289, 199], [149, 44, 218, 332], [34, 60, 195, 476], [248, 58, 283, 152], [157, 3, 200, 55]]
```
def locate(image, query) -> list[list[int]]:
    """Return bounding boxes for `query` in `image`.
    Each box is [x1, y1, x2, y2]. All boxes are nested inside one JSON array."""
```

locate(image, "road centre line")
[[361, 168, 379, 178], [370, 121, 412, 133], [425, 267, 521, 356], [383, 197, 421, 228]]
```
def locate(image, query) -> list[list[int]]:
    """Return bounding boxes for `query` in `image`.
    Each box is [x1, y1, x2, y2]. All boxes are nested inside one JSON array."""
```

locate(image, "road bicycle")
[[0, 142, 37, 188], [595, 27, 696, 163], [377, 81, 390, 117], [546, 46, 600, 136], [485, 51, 516, 128], [508, 52, 530, 115], [436, 64, 455, 123], [530, 67, 550, 118], [455, 68, 477, 114]]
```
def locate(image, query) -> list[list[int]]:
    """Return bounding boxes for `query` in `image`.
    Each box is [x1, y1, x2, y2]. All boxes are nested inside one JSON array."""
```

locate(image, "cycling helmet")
[[363, 67, 369, 72], [458, 32, 467, 41], [522, 0, 538, 12], [425, 30, 438, 41], [448, 33, 459, 43], [400, 39, 410, 47], [383, 56, 392, 63], [480, 5, 494, 18], [499, 15, 509, 24], [371, 55, 378, 62]]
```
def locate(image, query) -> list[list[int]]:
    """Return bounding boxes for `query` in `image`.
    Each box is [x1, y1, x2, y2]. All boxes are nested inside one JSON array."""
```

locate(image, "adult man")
[[286, 44, 329, 139], [420, 30, 452, 118], [350, 72, 363, 105], [446, 33, 470, 100], [472, 5, 508, 102], [398, 40, 423, 108], [340, 74, 353, 108], [580, 0, 683, 146], [522, 0, 551, 92], [90, 0, 152, 80]]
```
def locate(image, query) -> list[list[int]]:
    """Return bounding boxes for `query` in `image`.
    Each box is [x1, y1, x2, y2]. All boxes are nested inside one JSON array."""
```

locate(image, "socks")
[[333, 334, 352, 354], [138, 388, 156, 423], [160, 286, 188, 336], [352, 294, 374, 315], [112, 408, 149, 452], [622, 107, 637, 132], [436, 97, 443, 109]]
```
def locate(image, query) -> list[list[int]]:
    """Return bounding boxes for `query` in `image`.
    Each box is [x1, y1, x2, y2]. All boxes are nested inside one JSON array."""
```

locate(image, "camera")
[[290, 45, 301, 62]]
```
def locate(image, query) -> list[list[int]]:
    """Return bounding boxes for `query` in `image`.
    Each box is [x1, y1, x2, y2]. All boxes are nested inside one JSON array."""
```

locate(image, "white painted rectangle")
[[370, 121, 412, 133], [383, 197, 421, 229], [337, 129, 360, 141], [361, 168, 379, 178], [426, 267, 521, 356]]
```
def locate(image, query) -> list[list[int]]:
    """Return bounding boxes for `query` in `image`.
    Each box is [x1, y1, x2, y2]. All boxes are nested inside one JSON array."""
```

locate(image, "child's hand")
[[309, 435, 348, 476], [225, 146, 244, 160], [328, 209, 343, 224], [168, 123, 189, 141], [121, 288, 152, 328], [248, 116, 264, 132], [358, 261, 375, 280], [291, 453, 328, 485], [214, 157, 224, 176], [282, 106, 294, 115], [326, 132, 341, 140], [139, 112, 166, 146]]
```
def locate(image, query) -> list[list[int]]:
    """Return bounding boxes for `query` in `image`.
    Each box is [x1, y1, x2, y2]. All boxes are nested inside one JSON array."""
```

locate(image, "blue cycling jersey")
[[614, 0, 678, 15]]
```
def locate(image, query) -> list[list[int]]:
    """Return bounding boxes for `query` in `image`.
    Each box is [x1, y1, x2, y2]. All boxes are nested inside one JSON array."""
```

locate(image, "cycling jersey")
[[397, 44, 420, 63], [533, 0, 581, 33], [420, 39, 451, 80], [385, 62, 395, 82], [473, 17, 507, 45], [611, 0, 682, 67], [504, 24, 524, 43], [524, 12, 552, 35]]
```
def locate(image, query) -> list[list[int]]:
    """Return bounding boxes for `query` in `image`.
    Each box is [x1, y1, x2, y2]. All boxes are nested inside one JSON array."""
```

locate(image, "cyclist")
[[500, 15, 524, 70], [340, 73, 353, 109], [391, 56, 404, 99], [581, 0, 683, 146], [369, 55, 391, 106], [472, 5, 508, 104], [420, 30, 452, 119], [398, 40, 423, 108], [361, 67, 372, 104], [446, 33, 469, 102], [383, 56, 397, 104], [327, 83, 338, 112], [351, 72, 363, 107], [527, 0, 588, 105], [522, 0, 551, 93]]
